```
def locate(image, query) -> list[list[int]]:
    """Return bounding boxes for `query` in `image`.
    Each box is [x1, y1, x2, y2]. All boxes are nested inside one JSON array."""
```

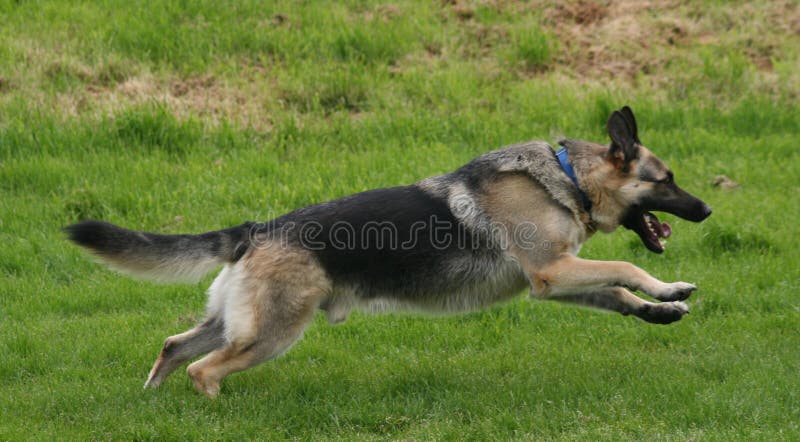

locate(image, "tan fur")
[[187, 243, 330, 397], [480, 158, 697, 323], [573, 145, 662, 232], [147, 241, 332, 397], [482, 172, 588, 260]]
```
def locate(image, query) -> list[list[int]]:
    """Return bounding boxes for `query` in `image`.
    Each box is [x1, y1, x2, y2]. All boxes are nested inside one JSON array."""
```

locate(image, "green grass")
[[1, 0, 799, 439]]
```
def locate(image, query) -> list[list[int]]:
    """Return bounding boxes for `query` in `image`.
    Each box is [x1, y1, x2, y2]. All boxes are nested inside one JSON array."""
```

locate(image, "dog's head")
[[566, 106, 712, 253]]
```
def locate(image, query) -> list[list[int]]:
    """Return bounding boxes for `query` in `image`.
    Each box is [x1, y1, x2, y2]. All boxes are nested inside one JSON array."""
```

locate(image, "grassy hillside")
[[1, 0, 798, 439]]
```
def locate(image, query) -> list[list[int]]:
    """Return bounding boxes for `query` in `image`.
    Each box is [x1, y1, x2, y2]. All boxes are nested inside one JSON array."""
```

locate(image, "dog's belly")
[[321, 252, 528, 321], [389, 253, 528, 312]]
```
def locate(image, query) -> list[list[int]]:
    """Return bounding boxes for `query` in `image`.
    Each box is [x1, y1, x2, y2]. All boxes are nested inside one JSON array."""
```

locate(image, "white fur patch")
[[207, 263, 258, 344], [206, 265, 233, 317]]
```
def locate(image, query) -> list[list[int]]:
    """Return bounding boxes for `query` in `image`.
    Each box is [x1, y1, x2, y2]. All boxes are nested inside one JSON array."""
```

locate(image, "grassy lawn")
[[1, 0, 799, 439]]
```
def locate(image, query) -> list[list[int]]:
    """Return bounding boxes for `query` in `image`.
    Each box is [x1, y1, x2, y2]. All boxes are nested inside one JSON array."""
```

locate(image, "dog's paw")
[[636, 301, 689, 325], [653, 282, 697, 302], [187, 363, 221, 398], [143, 376, 160, 389]]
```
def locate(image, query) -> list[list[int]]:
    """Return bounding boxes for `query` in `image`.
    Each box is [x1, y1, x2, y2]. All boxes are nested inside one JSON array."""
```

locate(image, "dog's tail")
[[65, 220, 255, 283]]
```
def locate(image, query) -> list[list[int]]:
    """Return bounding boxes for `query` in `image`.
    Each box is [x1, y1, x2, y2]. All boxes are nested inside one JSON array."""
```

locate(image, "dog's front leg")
[[552, 287, 689, 324], [517, 254, 691, 324], [528, 253, 697, 302]]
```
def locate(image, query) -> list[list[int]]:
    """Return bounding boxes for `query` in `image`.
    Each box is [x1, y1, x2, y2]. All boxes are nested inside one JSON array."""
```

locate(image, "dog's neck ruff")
[[555, 147, 592, 212]]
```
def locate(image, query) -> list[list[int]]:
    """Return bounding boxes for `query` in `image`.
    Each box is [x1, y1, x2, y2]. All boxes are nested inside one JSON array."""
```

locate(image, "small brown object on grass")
[[712, 175, 739, 190]]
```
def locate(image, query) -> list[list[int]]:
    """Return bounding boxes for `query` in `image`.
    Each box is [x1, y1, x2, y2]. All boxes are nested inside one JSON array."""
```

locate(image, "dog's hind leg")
[[185, 244, 330, 397], [185, 286, 322, 397], [144, 265, 239, 388], [545, 287, 689, 325], [144, 317, 225, 388]]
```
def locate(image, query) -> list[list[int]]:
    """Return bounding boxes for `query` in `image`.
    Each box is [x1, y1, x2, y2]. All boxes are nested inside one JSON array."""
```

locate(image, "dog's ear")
[[619, 106, 641, 144], [607, 109, 639, 167]]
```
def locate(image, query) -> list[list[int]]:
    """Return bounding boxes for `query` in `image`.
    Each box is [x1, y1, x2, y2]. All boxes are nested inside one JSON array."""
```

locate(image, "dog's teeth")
[[659, 239, 667, 247]]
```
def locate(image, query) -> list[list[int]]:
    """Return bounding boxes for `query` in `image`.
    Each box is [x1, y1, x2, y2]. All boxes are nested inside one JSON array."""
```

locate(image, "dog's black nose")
[[700, 204, 712, 220]]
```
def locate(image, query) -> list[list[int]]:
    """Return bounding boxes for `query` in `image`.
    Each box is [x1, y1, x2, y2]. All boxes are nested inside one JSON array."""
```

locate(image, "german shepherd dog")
[[66, 106, 711, 397]]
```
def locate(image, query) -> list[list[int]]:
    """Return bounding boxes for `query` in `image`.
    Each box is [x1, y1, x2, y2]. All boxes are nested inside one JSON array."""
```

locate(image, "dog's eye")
[[660, 173, 674, 185]]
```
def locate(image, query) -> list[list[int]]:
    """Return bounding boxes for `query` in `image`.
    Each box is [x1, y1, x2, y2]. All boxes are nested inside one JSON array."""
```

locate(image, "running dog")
[[66, 106, 712, 397]]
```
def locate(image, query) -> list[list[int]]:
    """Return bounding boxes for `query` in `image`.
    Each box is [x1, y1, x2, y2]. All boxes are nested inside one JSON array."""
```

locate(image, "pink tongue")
[[660, 222, 672, 238]]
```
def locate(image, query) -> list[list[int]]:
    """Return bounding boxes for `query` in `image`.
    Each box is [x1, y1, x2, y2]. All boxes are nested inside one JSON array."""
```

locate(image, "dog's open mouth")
[[625, 211, 672, 253]]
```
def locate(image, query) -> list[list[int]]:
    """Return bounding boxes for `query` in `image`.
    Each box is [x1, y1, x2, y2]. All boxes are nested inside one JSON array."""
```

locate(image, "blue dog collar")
[[555, 147, 592, 212]]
